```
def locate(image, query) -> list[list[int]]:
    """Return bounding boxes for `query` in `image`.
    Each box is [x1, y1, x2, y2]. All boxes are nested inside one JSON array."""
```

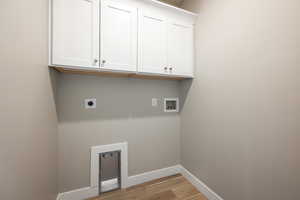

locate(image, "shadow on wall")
[[49, 68, 59, 113], [55, 72, 184, 122], [179, 79, 193, 112]]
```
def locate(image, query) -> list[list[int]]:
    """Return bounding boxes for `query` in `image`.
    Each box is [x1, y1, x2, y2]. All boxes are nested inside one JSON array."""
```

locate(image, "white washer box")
[[164, 98, 179, 112]]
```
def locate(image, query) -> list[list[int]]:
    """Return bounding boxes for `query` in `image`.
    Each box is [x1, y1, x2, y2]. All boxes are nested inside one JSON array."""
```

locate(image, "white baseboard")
[[57, 165, 224, 200], [126, 165, 182, 187], [180, 165, 224, 200], [57, 186, 98, 200], [57, 165, 181, 200], [56, 193, 62, 200]]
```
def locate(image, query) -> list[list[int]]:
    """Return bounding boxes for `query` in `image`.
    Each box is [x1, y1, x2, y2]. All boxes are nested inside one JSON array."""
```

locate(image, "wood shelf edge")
[[51, 66, 191, 80]]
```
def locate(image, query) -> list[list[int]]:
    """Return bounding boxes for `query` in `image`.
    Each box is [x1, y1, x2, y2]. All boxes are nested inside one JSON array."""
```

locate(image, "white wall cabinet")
[[100, 0, 137, 72], [138, 13, 194, 77], [50, 0, 196, 78], [138, 11, 168, 75], [52, 0, 100, 68], [167, 22, 194, 77]]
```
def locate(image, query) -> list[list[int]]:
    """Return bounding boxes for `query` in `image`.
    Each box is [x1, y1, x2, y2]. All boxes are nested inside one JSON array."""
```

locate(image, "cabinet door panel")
[[167, 22, 194, 77], [52, 0, 99, 68], [138, 11, 167, 74], [101, 0, 137, 72]]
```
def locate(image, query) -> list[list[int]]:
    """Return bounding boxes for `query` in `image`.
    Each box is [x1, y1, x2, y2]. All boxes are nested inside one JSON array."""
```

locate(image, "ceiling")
[[158, 0, 184, 7]]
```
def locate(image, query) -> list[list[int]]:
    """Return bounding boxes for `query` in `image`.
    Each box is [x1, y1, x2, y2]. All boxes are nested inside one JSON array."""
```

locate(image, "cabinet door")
[[100, 0, 137, 72], [167, 22, 194, 77], [52, 0, 99, 68], [138, 11, 167, 74]]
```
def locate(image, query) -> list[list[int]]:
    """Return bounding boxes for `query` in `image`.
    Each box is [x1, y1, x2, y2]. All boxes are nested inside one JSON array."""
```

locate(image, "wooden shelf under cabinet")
[[51, 66, 192, 81]]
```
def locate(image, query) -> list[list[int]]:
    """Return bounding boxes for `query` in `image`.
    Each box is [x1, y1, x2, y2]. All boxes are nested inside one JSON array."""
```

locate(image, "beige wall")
[[0, 1, 58, 200], [180, 0, 300, 199], [56, 74, 181, 192]]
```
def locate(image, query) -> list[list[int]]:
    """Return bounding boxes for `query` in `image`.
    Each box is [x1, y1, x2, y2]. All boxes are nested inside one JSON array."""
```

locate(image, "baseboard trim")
[[180, 165, 224, 200], [57, 165, 224, 200], [57, 165, 181, 200], [57, 186, 98, 200], [126, 165, 182, 188], [56, 193, 63, 200]]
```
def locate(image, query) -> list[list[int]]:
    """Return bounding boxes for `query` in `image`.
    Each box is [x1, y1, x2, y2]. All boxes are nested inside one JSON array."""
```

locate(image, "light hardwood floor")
[[88, 174, 208, 200]]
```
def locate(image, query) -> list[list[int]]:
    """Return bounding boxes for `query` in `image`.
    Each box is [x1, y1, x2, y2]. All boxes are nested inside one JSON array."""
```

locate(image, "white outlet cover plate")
[[152, 98, 158, 107], [85, 98, 96, 109]]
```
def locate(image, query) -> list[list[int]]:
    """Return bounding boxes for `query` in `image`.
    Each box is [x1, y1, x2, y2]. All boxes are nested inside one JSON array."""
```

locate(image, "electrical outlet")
[[152, 98, 158, 107], [85, 98, 96, 109]]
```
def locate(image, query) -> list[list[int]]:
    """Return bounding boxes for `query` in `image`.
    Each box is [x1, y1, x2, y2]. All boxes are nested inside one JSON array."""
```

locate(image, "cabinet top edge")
[[139, 0, 198, 17], [49, 0, 198, 17]]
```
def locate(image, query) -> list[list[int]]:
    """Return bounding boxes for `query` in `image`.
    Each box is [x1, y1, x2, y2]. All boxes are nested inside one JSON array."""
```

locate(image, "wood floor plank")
[[172, 182, 199, 199], [141, 190, 176, 200], [88, 174, 207, 200], [183, 193, 208, 200]]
